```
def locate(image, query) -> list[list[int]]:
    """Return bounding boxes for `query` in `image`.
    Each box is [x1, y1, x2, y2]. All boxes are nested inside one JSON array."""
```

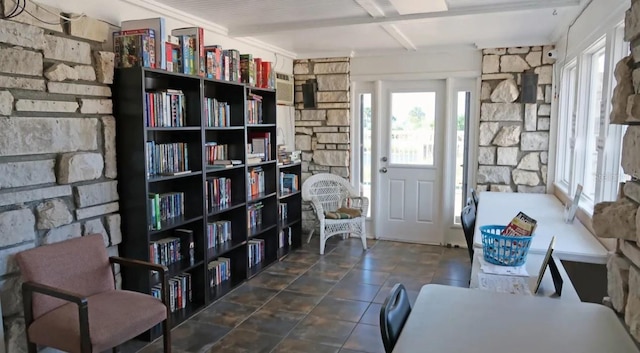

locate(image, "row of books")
[[248, 167, 265, 198], [279, 227, 292, 249], [205, 98, 231, 127], [205, 142, 229, 165], [248, 239, 265, 268], [248, 132, 272, 162], [208, 257, 231, 289], [278, 203, 288, 222], [116, 18, 275, 88], [149, 236, 182, 266], [247, 202, 263, 230], [146, 141, 190, 177], [148, 192, 185, 230], [145, 90, 186, 127], [207, 220, 232, 249], [278, 147, 302, 165], [114, 28, 156, 69], [280, 173, 299, 195], [206, 177, 232, 210], [246, 93, 263, 124], [240, 55, 275, 89], [151, 272, 192, 313]]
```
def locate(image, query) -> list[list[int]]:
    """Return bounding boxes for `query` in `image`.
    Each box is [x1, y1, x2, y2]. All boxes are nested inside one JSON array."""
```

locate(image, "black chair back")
[[461, 204, 476, 262], [380, 283, 412, 353], [470, 188, 479, 208]]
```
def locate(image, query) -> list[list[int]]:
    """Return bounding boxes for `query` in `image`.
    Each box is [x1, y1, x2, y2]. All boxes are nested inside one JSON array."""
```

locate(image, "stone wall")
[[0, 3, 117, 352], [293, 58, 351, 231], [599, 0, 640, 342], [478, 46, 554, 193]]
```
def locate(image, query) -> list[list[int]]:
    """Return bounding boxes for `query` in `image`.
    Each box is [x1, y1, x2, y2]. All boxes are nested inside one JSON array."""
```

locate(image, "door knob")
[[379, 167, 388, 173], [381, 157, 388, 162]]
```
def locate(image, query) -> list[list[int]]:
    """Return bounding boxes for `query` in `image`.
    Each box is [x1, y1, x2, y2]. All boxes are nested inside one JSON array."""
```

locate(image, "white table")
[[473, 192, 608, 264], [392, 284, 639, 353], [469, 251, 580, 302]]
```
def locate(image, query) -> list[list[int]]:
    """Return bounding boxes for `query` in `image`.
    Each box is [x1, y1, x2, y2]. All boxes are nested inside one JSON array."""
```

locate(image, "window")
[[581, 48, 605, 202], [557, 63, 577, 188], [555, 23, 628, 213]]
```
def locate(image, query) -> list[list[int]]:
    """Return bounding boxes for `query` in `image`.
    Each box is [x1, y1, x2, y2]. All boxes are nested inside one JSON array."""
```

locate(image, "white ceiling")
[[154, 0, 584, 57]]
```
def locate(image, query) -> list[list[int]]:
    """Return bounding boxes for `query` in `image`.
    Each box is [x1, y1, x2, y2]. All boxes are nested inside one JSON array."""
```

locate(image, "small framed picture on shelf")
[[563, 184, 582, 224]]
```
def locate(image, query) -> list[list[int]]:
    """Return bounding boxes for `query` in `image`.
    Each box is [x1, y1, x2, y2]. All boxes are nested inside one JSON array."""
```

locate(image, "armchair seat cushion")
[[324, 207, 362, 219], [28, 290, 167, 353]]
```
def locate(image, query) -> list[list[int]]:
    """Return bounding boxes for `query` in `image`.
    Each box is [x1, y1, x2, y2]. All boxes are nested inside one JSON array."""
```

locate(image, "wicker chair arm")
[[310, 195, 326, 220]]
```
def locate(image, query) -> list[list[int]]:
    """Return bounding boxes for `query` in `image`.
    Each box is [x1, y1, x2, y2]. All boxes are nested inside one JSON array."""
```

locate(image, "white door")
[[376, 80, 446, 244]]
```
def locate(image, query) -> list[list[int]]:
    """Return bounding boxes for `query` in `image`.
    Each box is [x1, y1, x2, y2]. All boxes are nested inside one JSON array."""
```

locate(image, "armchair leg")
[[162, 318, 172, 353], [360, 219, 367, 251], [306, 228, 314, 244], [26, 341, 36, 353]]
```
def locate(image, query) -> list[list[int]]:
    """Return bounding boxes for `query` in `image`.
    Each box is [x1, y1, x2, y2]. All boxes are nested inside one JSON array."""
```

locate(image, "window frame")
[[554, 22, 628, 215]]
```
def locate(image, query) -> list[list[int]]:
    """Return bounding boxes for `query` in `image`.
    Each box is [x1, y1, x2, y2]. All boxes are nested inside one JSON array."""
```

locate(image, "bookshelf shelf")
[[280, 190, 301, 200], [277, 246, 291, 260], [207, 239, 246, 259], [248, 261, 268, 278], [115, 67, 301, 341], [146, 127, 201, 131], [207, 201, 246, 217], [247, 160, 277, 168], [278, 161, 302, 169], [248, 192, 277, 203], [149, 215, 203, 235], [204, 126, 245, 131], [151, 260, 204, 286], [279, 218, 301, 230], [205, 164, 245, 173], [249, 224, 278, 238], [247, 123, 276, 128], [148, 171, 202, 183]]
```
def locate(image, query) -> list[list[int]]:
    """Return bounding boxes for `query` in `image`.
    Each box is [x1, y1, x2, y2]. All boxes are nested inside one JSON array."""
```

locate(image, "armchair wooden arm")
[[22, 282, 91, 353], [109, 257, 170, 309], [108, 256, 172, 345]]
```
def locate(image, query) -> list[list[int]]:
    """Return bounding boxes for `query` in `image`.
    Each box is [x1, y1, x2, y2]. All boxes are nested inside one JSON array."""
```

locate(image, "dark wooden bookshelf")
[[114, 67, 301, 341]]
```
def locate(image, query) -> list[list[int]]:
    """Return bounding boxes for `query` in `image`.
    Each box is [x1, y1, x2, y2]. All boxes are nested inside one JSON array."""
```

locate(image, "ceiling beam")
[[382, 24, 417, 50], [352, 0, 417, 51], [229, 0, 580, 37]]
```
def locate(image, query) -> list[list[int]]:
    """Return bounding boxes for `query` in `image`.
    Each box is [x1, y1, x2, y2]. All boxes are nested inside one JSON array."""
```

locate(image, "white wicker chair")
[[302, 173, 369, 255]]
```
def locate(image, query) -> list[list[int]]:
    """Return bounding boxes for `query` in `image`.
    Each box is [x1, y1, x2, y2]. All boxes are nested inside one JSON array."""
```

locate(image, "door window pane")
[[454, 91, 470, 224], [390, 92, 436, 165], [360, 93, 372, 217]]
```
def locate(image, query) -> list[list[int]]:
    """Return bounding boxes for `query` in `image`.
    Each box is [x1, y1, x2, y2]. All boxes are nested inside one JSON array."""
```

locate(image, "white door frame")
[[351, 76, 479, 244]]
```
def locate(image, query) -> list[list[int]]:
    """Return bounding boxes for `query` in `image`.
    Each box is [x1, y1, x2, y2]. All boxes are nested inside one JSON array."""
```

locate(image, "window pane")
[[454, 91, 469, 224], [390, 92, 436, 165], [583, 49, 605, 200], [562, 66, 577, 184], [360, 93, 372, 217]]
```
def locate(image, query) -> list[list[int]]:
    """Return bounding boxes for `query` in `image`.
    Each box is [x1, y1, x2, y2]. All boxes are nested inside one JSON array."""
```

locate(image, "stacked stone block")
[[293, 58, 351, 232], [478, 46, 554, 193], [598, 0, 640, 342], [0, 4, 117, 352]]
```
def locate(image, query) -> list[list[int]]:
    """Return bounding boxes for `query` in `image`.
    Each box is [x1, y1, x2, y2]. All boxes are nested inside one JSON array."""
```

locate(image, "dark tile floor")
[[129, 237, 471, 353]]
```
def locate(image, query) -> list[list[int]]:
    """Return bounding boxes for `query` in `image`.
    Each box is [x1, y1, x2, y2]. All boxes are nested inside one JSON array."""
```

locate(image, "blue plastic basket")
[[480, 225, 533, 266]]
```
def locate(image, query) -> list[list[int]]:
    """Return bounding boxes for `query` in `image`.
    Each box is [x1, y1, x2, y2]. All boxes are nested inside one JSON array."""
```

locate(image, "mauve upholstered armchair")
[[15, 234, 171, 353]]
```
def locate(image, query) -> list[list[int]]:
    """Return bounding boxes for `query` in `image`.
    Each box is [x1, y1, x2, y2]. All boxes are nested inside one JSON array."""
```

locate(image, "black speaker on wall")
[[302, 79, 318, 108], [521, 72, 539, 104]]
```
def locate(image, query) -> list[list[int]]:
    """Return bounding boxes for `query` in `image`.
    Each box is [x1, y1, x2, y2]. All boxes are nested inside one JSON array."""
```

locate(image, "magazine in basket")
[[501, 211, 537, 236]]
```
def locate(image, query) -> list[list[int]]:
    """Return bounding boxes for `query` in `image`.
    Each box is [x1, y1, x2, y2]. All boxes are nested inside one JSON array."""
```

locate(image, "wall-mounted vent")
[[276, 72, 294, 106]]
